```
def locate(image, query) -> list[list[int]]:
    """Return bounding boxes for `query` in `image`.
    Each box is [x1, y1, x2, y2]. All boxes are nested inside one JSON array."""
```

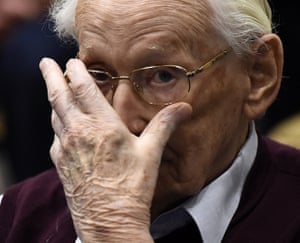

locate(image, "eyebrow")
[[79, 36, 195, 72], [128, 46, 192, 69]]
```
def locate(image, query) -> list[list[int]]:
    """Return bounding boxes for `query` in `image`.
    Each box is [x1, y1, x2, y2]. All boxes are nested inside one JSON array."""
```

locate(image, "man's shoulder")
[[2, 167, 64, 207], [0, 169, 76, 241], [225, 135, 300, 242], [260, 135, 300, 176], [12, 167, 60, 189], [18, 167, 59, 184]]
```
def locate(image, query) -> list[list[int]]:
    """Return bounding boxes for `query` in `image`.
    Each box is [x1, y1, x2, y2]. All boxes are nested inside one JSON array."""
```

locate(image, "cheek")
[[156, 149, 208, 202], [165, 124, 213, 185], [188, 63, 248, 124]]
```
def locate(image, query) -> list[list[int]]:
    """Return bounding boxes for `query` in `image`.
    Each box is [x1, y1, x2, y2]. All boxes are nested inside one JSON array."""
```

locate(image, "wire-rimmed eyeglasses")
[[86, 48, 231, 106]]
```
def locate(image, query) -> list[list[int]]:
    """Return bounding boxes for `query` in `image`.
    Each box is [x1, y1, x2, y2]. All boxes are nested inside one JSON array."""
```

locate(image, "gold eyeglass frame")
[[64, 48, 231, 105]]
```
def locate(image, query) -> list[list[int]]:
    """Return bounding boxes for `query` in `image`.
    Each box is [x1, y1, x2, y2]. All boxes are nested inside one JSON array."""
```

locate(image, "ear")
[[243, 34, 283, 120]]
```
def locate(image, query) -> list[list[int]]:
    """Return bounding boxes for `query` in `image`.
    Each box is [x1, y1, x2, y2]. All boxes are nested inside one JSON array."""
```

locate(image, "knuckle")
[[47, 88, 66, 107], [62, 120, 125, 149], [59, 119, 92, 148], [72, 81, 98, 99], [60, 127, 78, 148], [49, 141, 65, 167]]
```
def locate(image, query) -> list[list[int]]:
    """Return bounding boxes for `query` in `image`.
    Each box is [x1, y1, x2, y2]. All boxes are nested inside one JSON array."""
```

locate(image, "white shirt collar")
[[183, 122, 257, 243]]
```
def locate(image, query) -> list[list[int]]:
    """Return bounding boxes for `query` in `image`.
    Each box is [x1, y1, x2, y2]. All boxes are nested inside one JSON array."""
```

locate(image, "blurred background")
[[0, 0, 77, 193], [256, 2, 300, 134], [0, 1, 299, 193]]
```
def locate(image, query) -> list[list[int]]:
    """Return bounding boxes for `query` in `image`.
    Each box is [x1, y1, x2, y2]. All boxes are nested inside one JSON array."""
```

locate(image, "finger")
[[65, 58, 115, 115], [50, 135, 61, 168], [50, 135, 72, 171], [50, 135, 73, 183], [51, 110, 64, 138], [139, 102, 192, 168], [40, 58, 77, 124]]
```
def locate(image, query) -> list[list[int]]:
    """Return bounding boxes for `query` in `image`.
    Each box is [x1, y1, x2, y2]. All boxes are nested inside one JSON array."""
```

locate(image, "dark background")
[[256, 1, 300, 133], [0, 15, 77, 183]]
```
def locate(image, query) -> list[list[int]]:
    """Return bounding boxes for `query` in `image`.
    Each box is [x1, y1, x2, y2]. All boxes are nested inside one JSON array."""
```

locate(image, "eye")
[[155, 69, 175, 83], [153, 67, 178, 84], [132, 66, 186, 89], [88, 70, 111, 83], [88, 69, 112, 94]]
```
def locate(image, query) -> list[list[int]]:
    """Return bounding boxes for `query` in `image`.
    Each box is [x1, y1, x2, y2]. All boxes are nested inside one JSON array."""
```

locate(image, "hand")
[[39, 58, 192, 242]]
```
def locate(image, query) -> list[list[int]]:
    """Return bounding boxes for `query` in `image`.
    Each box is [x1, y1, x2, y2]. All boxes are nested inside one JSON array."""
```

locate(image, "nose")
[[112, 80, 154, 135]]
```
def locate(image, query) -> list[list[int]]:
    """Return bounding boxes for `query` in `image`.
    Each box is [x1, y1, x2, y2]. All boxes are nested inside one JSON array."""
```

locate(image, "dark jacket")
[[1, 135, 300, 243]]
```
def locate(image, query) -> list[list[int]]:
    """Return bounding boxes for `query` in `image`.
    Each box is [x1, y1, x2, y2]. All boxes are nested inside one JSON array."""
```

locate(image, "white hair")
[[49, 0, 77, 40], [49, 0, 274, 55], [207, 0, 273, 55]]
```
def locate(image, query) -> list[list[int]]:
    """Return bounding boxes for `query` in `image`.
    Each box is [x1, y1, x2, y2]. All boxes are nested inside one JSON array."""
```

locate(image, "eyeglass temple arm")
[[187, 49, 231, 77]]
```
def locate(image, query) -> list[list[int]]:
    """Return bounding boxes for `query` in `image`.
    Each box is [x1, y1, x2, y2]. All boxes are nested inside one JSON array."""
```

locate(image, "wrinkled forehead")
[[75, 0, 214, 48]]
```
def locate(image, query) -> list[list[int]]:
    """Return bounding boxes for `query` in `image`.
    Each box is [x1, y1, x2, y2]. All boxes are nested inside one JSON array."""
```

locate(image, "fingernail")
[[39, 57, 52, 70]]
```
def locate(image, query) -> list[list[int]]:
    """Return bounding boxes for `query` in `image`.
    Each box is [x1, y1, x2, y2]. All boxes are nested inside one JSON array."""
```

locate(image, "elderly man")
[[1, 0, 300, 242]]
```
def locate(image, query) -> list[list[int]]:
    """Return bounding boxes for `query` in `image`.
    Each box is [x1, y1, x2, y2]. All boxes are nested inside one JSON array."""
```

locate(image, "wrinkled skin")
[[41, 56, 192, 242], [40, 0, 283, 242]]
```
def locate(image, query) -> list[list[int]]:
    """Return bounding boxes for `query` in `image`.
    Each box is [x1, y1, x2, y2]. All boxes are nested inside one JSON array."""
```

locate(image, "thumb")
[[139, 102, 192, 165]]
